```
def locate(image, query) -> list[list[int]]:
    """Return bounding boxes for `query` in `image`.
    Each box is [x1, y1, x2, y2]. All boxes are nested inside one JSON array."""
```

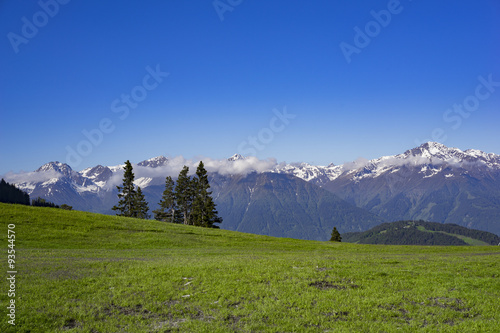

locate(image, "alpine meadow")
[[1, 203, 499, 332]]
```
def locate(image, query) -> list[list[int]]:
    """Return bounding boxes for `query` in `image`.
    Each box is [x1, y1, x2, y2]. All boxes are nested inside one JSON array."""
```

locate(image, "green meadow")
[[1, 203, 499, 332]]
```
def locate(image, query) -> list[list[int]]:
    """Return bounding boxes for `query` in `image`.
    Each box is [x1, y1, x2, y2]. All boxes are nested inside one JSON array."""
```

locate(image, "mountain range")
[[4, 142, 500, 239]]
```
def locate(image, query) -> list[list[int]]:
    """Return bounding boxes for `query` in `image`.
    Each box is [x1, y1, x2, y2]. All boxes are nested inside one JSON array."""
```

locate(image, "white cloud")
[[132, 155, 277, 178], [341, 157, 370, 171], [2, 170, 62, 184], [102, 156, 278, 189]]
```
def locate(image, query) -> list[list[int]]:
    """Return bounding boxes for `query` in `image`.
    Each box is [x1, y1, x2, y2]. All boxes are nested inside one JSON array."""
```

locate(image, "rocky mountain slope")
[[208, 172, 384, 240]]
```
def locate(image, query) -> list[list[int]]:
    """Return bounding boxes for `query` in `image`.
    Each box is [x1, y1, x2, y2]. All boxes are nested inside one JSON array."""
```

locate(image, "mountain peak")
[[36, 162, 73, 176], [404, 142, 462, 160], [81, 165, 113, 183], [415, 141, 450, 154], [228, 154, 245, 162], [405, 142, 499, 166], [137, 156, 168, 168], [420, 141, 447, 151]]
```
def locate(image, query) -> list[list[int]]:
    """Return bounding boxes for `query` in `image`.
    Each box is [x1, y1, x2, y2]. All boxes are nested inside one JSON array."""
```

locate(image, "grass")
[[1, 203, 499, 332]]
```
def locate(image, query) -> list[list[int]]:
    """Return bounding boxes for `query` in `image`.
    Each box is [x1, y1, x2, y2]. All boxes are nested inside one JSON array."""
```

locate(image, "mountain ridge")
[[3, 142, 499, 237]]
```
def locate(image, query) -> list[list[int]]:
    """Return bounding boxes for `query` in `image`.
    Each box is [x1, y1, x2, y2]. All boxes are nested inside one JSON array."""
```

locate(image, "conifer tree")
[[153, 176, 180, 223], [175, 166, 194, 225], [134, 186, 150, 219], [191, 161, 222, 228], [330, 226, 342, 242], [112, 160, 136, 217]]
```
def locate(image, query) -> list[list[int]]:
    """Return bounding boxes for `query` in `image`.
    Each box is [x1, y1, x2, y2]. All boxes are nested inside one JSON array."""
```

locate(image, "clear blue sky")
[[1, 0, 499, 174]]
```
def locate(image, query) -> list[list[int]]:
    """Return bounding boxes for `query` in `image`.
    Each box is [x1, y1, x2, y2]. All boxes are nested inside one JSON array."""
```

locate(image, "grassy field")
[[1, 203, 499, 332]]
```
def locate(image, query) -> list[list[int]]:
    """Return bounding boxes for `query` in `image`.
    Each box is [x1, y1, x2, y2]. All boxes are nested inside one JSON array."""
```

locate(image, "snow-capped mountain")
[[228, 154, 245, 162], [80, 165, 113, 188], [274, 162, 341, 185], [3, 142, 500, 236], [137, 156, 168, 168], [301, 142, 500, 235], [15, 161, 99, 195], [273, 142, 500, 185]]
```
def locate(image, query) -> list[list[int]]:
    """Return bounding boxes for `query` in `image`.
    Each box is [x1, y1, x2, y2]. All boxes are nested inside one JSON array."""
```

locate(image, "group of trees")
[[31, 197, 59, 208], [153, 162, 222, 228], [112, 160, 222, 229]]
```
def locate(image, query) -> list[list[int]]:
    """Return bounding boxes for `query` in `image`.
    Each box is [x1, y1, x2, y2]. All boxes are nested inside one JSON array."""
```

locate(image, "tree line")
[[0, 179, 30, 205], [0, 179, 71, 209], [112, 160, 222, 228]]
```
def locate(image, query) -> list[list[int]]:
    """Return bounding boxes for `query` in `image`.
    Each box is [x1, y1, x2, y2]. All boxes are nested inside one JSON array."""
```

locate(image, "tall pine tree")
[[191, 161, 222, 228], [153, 176, 180, 223], [175, 166, 194, 225], [134, 186, 150, 219], [112, 160, 137, 217]]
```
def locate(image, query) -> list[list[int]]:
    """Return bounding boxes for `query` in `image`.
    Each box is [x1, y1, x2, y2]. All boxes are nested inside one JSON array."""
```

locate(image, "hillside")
[[209, 172, 385, 240], [1, 203, 500, 332], [343, 220, 500, 245]]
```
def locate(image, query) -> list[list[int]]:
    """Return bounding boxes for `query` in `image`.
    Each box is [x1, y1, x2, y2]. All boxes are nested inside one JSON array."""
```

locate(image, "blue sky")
[[1, 0, 499, 174]]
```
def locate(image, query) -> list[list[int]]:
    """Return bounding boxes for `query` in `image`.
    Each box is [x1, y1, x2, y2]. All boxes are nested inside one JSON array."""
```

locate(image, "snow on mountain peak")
[[404, 142, 500, 167], [80, 165, 113, 184], [36, 161, 72, 173], [273, 161, 342, 184], [406, 142, 458, 159], [272, 142, 499, 184], [137, 156, 168, 168], [6, 143, 499, 198], [35, 162, 76, 179], [228, 154, 245, 162]]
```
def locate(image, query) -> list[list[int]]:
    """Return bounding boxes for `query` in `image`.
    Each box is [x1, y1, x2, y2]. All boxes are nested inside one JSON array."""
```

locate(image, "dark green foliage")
[[175, 166, 194, 225], [153, 176, 181, 223], [155, 162, 222, 228], [329, 226, 342, 242], [0, 179, 30, 205], [32, 197, 59, 208], [343, 220, 500, 245], [112, 161, 150, 219], [191, 161, 222, 228], [60, 204, 73, 210], [112, 160, 137, 217], [134, 187, 150, 219]]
